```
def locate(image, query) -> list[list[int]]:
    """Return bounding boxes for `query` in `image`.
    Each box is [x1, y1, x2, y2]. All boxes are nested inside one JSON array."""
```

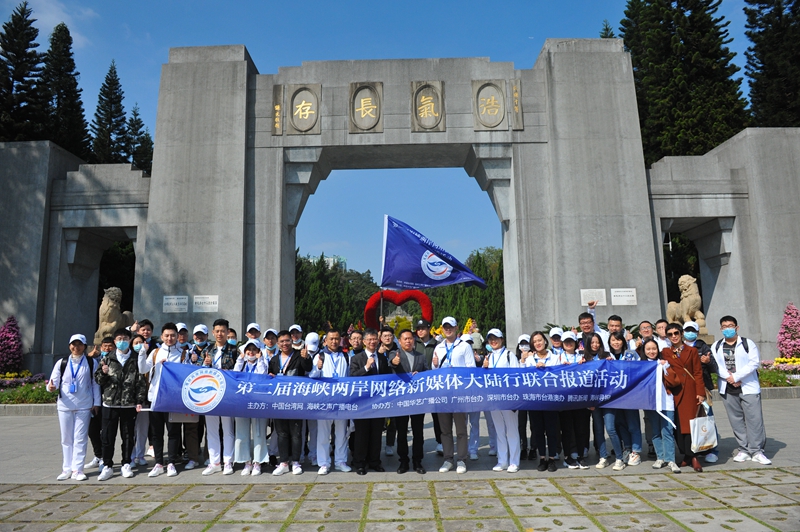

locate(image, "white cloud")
[[25, 0, 98, 49]]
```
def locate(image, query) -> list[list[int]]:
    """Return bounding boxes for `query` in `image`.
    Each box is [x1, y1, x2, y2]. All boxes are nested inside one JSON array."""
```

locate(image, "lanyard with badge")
[[245, 361, 256, 373], [213, 346, 225, 368], [279, 353, 292, 374], [443, 339, 460, 367], [68, 356, 83, 393], [330, 351, 341, 378], [491, 347, 507, 368], [564, 352, 580, 364]]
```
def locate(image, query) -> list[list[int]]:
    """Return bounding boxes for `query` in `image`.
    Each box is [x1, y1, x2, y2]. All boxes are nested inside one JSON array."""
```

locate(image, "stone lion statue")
[[666, 275, 707, 334], [94, 287, 135, 345]]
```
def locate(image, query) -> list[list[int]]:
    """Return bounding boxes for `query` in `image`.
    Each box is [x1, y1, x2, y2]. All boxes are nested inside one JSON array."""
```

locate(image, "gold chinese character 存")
[[417, 95, 438, 118], [480, 96, 501, 116], [355, 97, 377, 118], [293, 100, 315, 120]]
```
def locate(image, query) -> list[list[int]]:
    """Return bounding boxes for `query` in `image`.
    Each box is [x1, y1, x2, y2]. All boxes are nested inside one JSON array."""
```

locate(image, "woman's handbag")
[[690, 402, 717, 453]]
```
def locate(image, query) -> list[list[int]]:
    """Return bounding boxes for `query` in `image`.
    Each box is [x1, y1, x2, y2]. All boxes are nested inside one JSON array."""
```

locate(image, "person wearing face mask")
[[233, 340, 268, 475], [94, 328, 148, 481], [47, 334, 101, 481], [482, 329, 521, 473], [227, 328, 239, 348], [175, 323, 190, 352], [129, 334, 151, 468], [289, 324, 305, 352], [180, 324, 207, 471], [84, 337, 115, 471], [711, 315, 770, 466], [682, 320, 719, 463], [260, 328, 280, 465]]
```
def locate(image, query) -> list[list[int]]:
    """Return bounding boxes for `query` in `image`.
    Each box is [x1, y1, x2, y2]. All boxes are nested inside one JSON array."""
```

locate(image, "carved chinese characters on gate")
[[411, 81, 445, 132], [349, 82, 383, 133], [287, 84, 321, 135], [472, 80, 507, 131]]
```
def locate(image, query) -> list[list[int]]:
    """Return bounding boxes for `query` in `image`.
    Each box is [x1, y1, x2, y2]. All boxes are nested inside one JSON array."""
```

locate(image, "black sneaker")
[[578, 458, 589, 470], [528, 449, 537, 461], [565, 457, 579, 469], [537, 458, 549, 472], [548, 459, 558, 472], [648, 444, 656, 458]]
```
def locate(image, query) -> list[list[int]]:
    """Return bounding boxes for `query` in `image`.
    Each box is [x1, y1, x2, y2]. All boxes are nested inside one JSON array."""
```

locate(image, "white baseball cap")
[[305, 332, 319, 352], [548, 327, 564, 338], [460, 334, 473, 343], [486, 328, 504, 339], [561, 330, 578, 343], [517, 334, 531, 344], [175, 322, 188, 333], [193, 324, 208, 335], [441, 316, 457, 327], [69, 333, 87, 345], [289, 324, 303, 333], [683, 321, 699, 331], [246, 323, 261, 333], [241, 339, 261, 352], [264, 328, 278, 338]]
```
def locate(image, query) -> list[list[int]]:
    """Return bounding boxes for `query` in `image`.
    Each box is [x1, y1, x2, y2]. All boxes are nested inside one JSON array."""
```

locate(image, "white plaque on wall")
[[193, 295, 219, 313], [163, 295, 188, 313], [580, 289, 607, 306], [611, 288, 637, 306]]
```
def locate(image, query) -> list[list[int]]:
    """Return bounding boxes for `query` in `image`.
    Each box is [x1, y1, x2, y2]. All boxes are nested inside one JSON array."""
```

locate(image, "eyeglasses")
[[667, 331, 682, 337]]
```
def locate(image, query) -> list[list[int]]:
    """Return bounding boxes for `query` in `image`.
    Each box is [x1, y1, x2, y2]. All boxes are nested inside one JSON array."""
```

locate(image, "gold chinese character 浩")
[[293, 100, 315, 120], [417, 95, 438, 118], [480, 96, 501, 116], [355, 97, 377, 118]]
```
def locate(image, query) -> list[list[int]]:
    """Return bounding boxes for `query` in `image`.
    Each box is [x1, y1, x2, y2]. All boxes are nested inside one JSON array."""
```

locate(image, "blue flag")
[[379, 215, 487, 289]]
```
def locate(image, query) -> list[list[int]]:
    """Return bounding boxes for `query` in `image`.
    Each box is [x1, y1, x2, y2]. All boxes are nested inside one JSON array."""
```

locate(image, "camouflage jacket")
[[94, 351, 148, 407]]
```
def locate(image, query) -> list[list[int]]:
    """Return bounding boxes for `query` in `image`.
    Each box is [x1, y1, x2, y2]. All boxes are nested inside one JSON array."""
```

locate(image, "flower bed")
[[0, 370, 47, 389]]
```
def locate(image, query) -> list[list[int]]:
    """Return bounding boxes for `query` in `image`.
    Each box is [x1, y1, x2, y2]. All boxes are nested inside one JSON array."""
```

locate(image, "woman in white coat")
[[482, 328, 521, 473]]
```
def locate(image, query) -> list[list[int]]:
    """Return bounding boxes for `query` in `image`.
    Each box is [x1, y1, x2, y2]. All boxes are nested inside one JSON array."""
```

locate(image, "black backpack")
[[713, 337, 750, 354], [57, 356, 96, 398]]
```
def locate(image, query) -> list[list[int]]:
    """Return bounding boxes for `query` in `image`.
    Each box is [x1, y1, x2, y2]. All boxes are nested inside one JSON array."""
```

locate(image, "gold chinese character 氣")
[[480, 96, 501, 116], [417, 95, 438, 118], [294, 100, 315, 120], [355, 97, 377, 118]]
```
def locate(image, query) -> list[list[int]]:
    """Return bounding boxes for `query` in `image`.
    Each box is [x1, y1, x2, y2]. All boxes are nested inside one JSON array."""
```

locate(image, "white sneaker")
[[223, 462, 234, 475], [148, 464, 164, 477], [596, 457, 610, 469], [627, 452, 641, 466], [121, 463, 134, 478], [488, 449, 497, 457], [439, 461, 453, 473], [292, 462, 303, 475], [668, 461, 682, 473], [492, 464, 506, 472], [612, 459, 626, 471], [318, 465, 329, 475], [752, 452, 772, 465], [469, 452, 479, 461], [436, 443, 444, 456], [507, 464, 519, 473], [652, 459, 665, 469], [385, 445, 394, 457], [251, 463, 262, 476], [145, 446, 155, 457], [98, 465, 113, 481], [335, 462, 351, 472], [272, 462, 290, 476], [241, 463, 252, 476], [135, 457, 148, 466], [456, 461, 467, 474], [167, 464, 177, 477], [72, 471, 87, 481], [85, 456, 102, 469], [184, 460, 197, 470], [733, 451, 751, 463], [202, 463, 221, 476], [57, 471, 71, 481]]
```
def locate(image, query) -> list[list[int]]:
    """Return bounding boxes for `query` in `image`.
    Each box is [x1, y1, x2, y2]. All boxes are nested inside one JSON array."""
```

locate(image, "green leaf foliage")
[[600, 19, 617, 38], [91, 60, 127, 163]]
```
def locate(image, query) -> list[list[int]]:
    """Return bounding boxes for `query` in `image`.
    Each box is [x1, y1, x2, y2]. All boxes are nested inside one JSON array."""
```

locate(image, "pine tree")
[[124, 104, 153, 174], [600, 19, 617, 38], [40, 22, 91, 160], [91, 60, 127, 163], [744, 0, 800, 126], [0, 1, 46, 142], [620, 0, 750, 166], [134, 128, 154, 175]]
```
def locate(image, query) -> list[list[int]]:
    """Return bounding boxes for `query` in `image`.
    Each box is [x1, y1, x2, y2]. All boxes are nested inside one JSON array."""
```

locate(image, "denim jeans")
[[615, 409, 643, 453], [591, 409, 608, 458], [645, 409, 675, 463], [602, 409, 625, 457]]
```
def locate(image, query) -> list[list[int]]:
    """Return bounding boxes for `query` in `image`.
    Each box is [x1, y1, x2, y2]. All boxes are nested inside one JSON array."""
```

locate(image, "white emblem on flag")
[[421, 250, 453, 281]]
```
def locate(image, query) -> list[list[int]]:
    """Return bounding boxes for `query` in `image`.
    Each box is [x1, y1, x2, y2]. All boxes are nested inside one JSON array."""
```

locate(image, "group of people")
[[48, 306, 771, 482]]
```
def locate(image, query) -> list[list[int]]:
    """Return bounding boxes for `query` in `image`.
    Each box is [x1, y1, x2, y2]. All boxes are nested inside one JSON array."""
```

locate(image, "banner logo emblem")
[[421, 251, 453, 281], [181, 368, 226, 413]]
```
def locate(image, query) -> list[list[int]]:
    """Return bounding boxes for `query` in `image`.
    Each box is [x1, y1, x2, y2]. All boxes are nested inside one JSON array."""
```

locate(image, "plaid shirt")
[[199, 342, 237, 370]]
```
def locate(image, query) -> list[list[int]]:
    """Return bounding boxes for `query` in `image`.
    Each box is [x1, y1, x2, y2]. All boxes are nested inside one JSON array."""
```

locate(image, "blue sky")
[[8, 0, 751, 278]]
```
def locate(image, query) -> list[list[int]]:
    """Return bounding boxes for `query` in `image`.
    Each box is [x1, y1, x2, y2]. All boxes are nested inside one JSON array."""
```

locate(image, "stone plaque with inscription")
[[411, 81, 445, 132], [510, 79, 523, 130], [349, 82, 383, 133], [287, 84, 321, 135], [472, 80, 507, 131], [272, 85, 284, 135]]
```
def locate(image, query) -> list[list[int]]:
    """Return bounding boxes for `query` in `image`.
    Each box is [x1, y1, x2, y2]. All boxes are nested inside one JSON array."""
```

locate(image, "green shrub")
[[758, 369, 800, 388], [0, 382, 58, 404]]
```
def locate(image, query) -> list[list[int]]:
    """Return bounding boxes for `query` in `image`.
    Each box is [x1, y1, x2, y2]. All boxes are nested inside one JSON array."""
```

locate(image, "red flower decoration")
[[364, 290, 433, 330]]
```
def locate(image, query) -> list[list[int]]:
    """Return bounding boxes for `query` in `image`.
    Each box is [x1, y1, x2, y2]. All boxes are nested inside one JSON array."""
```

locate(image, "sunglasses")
[[667, 331, 682, 337]]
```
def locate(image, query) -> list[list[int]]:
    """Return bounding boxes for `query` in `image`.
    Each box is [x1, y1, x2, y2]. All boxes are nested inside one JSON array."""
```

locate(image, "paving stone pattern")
[[1, 467, 799, 531]]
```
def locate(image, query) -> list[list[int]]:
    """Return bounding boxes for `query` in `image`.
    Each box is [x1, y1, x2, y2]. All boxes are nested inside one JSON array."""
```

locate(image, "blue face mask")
[[683, 331, 698, 341], [227, 339, 237, 346], [115, 340, 130, 351], [195, 340, 208, 347], [722, 327, 737, 339], [485, 345, 493, 352]]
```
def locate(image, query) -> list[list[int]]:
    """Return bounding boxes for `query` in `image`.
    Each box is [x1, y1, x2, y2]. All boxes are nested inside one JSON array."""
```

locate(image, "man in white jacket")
[[711, 315, 770, 465]]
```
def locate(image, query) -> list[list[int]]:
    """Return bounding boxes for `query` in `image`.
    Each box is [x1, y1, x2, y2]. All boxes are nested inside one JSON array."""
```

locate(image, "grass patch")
[[0, 381, 57, 403]]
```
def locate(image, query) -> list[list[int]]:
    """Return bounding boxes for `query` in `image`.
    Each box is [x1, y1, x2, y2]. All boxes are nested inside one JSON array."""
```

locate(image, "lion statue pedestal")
[[94, 287, 135, 345], [666, 275, 712, 340]]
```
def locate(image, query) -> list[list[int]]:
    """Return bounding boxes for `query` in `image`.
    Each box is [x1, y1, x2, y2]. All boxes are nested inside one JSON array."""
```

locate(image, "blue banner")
[[379, 215, 487, 290], [152, 360, 656, 420]]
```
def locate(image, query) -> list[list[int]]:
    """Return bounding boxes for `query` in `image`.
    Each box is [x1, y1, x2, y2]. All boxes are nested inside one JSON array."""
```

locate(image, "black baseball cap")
[[415, 319, 431, 329]]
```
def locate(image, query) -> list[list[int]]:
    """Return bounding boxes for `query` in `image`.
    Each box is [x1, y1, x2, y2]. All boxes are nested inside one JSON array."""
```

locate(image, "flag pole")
[[380, 290, 384, 327]]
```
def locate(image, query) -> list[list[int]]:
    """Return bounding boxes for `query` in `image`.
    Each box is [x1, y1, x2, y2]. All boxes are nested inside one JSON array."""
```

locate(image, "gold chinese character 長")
[[417, 95, 438, 118], [293, 100, 315, 120], [480, 96, 501, 116], [355, 97, 377, 118]]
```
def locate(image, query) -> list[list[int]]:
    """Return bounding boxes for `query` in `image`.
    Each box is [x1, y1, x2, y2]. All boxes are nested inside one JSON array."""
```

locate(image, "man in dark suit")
[[349, 328, 391, 475], [389, 329, 429, 474]]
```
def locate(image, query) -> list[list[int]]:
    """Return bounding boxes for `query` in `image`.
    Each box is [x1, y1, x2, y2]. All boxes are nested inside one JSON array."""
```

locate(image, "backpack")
[[713, 337, 749, 354], [57, 356, 96, 398]]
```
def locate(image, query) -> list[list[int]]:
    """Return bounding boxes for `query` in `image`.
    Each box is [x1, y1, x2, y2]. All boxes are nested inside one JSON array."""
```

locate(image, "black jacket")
[[389, 349, 429, 374], [95, 351, 148, 407], [268, 351, 313, 377], [415, 337, 438, 369], [349, 351, 392, 377], [694, 338, 717, 391]]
